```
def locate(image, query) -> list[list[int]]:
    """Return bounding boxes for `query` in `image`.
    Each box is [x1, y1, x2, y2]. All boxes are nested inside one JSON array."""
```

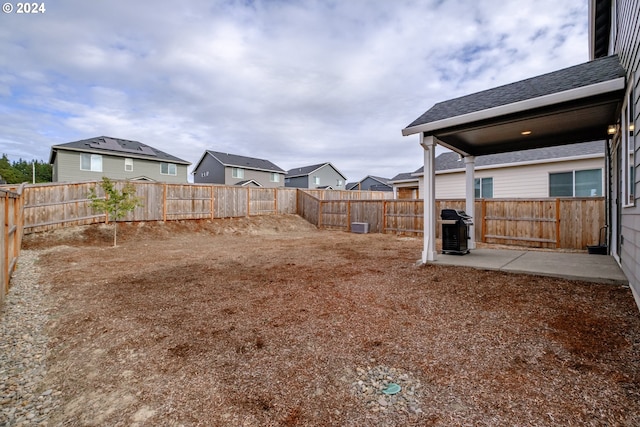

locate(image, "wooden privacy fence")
[[15, 181, 605, 250], [1, 184, 25, 305], [299, 194, 605, 250], [22, 181, 302, 233]]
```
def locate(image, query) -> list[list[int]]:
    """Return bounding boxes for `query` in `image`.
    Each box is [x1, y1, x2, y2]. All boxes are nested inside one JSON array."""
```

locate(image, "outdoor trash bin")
[[441, 209, 473, 255]]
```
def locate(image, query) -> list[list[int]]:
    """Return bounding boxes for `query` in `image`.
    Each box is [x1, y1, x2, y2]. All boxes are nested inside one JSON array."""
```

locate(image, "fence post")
[[347, 200, 351, 231], [210, 186, 215, 220], [162, 184, 167, 222], [481, 199, 487, 242], [555, 198, 561, 248], [3, 192, 9, 296], [383, 200, 387, 234], [274, 188, 278, 214], [318, 201, 323, 228], [246, 187, 250, 217]]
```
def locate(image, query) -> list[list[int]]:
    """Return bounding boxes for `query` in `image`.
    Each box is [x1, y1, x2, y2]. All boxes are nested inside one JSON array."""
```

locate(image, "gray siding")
[[357, 177, 392, 191], [193, 154, 225, 184], [194, 153, 285, 187], [54, 150, 188, 183], [613, 0, 640, 306], [310, 164, 346, 189], [285, 175, 310, 188], [223, 167, 285, 188]]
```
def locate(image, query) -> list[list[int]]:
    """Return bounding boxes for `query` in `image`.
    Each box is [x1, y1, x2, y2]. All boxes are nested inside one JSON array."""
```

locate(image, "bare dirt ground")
[[21, 214, 640, 426]]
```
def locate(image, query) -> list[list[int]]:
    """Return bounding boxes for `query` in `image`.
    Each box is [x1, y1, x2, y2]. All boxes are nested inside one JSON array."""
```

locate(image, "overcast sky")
[[1, 0, 589, 182]]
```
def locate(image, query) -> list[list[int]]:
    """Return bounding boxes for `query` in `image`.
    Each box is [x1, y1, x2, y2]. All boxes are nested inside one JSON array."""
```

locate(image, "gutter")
[[402, 78, 626, 136]]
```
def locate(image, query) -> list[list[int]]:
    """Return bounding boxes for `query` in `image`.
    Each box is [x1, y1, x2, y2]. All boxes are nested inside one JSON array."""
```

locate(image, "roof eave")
[[402, 77, 625, 137], [51, 145, 191, 165]]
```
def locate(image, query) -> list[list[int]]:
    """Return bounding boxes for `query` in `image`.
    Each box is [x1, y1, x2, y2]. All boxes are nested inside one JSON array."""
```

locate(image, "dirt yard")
[[20, 214, 640, 426]]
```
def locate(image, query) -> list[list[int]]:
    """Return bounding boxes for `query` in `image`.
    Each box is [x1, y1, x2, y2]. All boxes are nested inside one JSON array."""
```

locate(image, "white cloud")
[[0, 0, 588, 181]]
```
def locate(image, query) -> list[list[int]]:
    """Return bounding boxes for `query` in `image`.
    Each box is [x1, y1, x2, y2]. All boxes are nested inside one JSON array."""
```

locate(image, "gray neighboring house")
[[285, 162, 347, 190], [192, 151, 286, 187], [347, 175, 392, 191], [50, 136, 190, 183]]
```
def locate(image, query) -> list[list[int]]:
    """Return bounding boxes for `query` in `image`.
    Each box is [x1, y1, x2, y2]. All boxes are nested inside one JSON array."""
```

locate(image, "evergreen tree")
[[0, 154, 52, 184]]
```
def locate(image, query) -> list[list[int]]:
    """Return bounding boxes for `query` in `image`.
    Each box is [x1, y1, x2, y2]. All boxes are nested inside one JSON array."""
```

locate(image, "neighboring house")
[[389, 170, 420, 199], [347, 175, 393, 191], [412, 141, 607, 199], [401, 0, 639, 312], [285, 163, 347, 190], [49, 136, 190, 183], [192, 151, 286, 188]]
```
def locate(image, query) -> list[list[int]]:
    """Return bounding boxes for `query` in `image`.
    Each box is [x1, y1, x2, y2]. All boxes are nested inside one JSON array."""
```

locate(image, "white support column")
[[420, 134, 438, 263], [464, 156, 476, 250]]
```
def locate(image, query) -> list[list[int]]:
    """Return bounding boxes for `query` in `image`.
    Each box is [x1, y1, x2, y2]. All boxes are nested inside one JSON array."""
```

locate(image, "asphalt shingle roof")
[[206, 151, 285, 173], [52, 136, 190, 164], [406, 55, 626, 129], [408, 140, 605, 174], [285, 163, 328, 177]]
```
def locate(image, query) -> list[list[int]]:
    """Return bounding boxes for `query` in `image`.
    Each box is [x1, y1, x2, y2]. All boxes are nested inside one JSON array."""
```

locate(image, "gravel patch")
[[351, 364, 423, 415], [0, 250, 60, 427]]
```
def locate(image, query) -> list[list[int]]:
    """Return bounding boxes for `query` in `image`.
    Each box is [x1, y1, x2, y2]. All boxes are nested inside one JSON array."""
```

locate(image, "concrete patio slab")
[[432, 249, 628, 285]]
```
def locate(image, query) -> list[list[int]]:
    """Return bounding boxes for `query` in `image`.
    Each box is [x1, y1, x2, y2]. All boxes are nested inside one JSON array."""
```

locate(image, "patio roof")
[[402, 55, 626, 156]]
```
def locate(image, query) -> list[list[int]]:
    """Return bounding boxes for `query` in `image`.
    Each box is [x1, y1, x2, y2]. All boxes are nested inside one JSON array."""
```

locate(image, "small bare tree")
[[88, 177, 142, 246]]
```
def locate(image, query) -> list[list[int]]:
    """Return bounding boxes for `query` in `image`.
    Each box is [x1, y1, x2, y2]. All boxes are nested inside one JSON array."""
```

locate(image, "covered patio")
[[402, 54, 627, 267], [434, 248, 627, 285]]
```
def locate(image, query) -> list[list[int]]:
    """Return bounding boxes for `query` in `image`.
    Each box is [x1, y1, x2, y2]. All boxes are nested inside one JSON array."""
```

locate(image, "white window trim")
[[161, 162, 177, 176], [474, 177, 493, 198], [80, 153, 102, 172], [270, 173, 280, 182], [313, 176, 320, 185], [548, 168, 603, 198], [124, 158, 133, 172], [232, 167, 244, 179]]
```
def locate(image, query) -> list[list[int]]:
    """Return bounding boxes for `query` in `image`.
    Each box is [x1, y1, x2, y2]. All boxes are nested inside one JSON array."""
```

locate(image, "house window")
[[337, 179, 343, 186], [232, 168, 244, 179], [80, 154, 102, 172], [549, 169, 602, 197], [124, 158, 133, 172], [161, 162, 177, 176], [270, 173, 280, 182], [474, 177, 493, 198], [201, 171, 209, 177], [313, 176, 320, 185]]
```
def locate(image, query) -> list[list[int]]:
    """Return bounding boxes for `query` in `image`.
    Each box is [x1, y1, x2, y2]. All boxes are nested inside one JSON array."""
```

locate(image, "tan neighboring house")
[[391, 141, 607, 199], [389, 170, 421, 199], [192, 151, 286, 187], [50, 136, 190, 183], [400, 0, 639, 308]]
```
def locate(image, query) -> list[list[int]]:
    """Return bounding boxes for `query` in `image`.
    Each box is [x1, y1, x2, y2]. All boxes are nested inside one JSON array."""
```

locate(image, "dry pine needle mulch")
[[21, 216, 640, 426]]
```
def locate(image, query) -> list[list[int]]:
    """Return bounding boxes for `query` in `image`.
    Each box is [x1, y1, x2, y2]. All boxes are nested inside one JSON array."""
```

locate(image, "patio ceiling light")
[[607, 124, 617, 135], [520, 130, 532, 135]]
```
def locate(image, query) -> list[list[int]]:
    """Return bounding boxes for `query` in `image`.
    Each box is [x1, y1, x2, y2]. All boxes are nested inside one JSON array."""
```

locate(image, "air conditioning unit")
[[351, 222, 369, 233]]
